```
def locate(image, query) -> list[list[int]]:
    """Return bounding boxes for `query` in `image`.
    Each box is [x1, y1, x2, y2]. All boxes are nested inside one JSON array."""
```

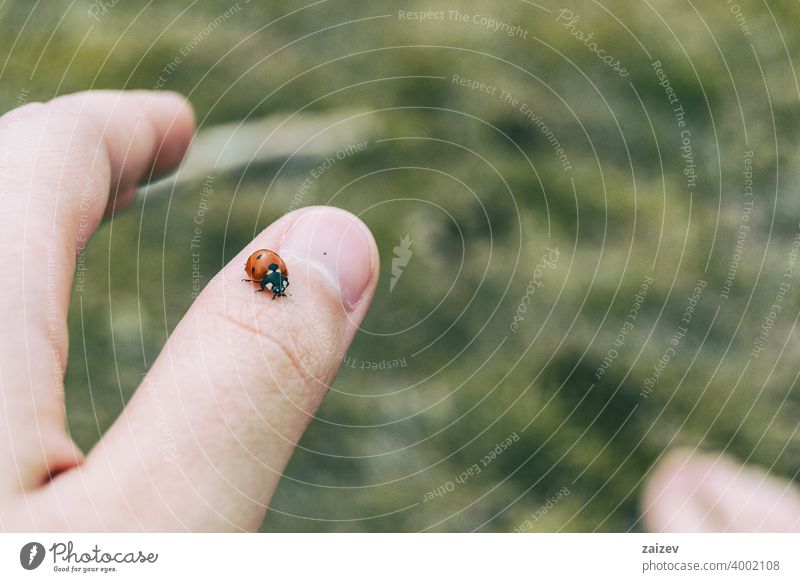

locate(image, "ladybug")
[[243, 249, 289, 299]]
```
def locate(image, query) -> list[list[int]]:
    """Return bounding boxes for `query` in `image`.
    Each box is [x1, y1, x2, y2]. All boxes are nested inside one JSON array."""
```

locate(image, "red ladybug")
[[243, 249, 289, 299]]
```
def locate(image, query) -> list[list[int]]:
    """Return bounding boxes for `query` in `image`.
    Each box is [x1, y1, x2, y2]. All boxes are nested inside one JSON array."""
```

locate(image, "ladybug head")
[[276, 275, 289, 293], [264, 270, 289, 295]]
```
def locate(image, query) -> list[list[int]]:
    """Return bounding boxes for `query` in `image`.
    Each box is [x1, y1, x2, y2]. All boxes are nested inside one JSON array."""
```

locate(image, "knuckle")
[[0, 101, 47, 127], [43, 103, 107, 158], [0, 101, 111, 214], [2, 101, 101, 147], [1, 99, 109, 176], [204, 296, 334, 389]]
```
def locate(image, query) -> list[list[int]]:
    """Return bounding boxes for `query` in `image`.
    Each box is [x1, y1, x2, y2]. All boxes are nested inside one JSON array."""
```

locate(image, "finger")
[[51, 90, 196, 211], [0, 91, 194, 493], [35, 206, 379, 531], [642, 450, 800, 532]]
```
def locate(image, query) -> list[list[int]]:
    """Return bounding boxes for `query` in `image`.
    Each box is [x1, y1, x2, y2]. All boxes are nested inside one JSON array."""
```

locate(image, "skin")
[[0, 90, 378, 531], [641, 450, 800, 532], [0, 89, 796, 532]]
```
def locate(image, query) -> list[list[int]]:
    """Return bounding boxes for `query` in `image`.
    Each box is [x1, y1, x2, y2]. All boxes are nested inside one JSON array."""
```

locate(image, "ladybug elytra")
[[243, 249, 289, 299]]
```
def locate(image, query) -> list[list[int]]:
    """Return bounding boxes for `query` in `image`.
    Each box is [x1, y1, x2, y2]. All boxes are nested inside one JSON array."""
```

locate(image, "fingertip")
[[279, 206, 379, 312]]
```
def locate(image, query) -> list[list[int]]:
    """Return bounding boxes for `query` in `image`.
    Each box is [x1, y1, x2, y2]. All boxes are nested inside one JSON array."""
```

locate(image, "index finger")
[[0, 90, 194, 494]]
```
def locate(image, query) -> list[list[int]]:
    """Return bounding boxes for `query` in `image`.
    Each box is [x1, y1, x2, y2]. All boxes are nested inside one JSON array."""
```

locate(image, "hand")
[[0, 90, 379, 531], [642, 450, 800, 532]]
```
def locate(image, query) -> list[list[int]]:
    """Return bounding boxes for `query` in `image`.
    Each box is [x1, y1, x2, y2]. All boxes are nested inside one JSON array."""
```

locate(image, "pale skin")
[[0, 90, 797, 532], [0, 90, 378, 531]]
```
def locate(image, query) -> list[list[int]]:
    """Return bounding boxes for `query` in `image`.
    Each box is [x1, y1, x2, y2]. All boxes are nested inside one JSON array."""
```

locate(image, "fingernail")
[[280, 207, 375, 310]]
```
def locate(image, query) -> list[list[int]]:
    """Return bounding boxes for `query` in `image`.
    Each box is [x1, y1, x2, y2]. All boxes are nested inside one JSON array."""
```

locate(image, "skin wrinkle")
[[201, 285, 338, 392]]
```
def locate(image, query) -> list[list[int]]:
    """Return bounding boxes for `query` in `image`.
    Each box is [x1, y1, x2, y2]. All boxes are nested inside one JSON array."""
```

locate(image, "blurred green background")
[[2, 0, 800, 531]]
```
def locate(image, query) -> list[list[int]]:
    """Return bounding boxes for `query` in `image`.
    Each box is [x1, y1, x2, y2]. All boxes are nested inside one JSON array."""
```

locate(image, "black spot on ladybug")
[[257, 254, 263, 260], [251, 266, 255, 274]]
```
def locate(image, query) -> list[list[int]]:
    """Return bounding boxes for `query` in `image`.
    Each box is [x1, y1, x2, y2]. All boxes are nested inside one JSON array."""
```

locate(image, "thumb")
[[38, 206, 378, 531]]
